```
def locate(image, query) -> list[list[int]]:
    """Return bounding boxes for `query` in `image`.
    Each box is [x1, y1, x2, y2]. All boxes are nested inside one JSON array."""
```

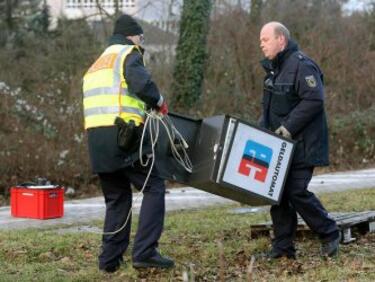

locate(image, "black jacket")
[[87, 35, 162, 173], [260, 40, 329, 168]]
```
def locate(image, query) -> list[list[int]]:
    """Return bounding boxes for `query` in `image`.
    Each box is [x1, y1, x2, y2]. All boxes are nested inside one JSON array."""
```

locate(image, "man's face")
[[128, 34, 144, 46], [259, 26, 285, 60]]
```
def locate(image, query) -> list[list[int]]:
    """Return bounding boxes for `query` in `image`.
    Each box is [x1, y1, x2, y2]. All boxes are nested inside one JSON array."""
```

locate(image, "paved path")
[[1, 168, 374, 231]]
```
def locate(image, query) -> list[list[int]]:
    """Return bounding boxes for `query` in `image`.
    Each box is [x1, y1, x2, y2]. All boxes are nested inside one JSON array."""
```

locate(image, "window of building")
[[65, 0, 136, 9]]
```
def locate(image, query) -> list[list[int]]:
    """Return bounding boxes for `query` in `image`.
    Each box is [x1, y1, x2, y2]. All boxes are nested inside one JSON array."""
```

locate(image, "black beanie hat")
[[113, 14, 143, 37]]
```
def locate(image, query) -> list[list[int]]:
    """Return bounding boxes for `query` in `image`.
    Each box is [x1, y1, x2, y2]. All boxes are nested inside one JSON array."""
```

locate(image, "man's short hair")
[[274, 23, 290, 40]]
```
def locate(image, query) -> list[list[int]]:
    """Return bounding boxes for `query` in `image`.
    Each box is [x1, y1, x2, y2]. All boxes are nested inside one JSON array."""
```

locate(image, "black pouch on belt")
[[115, 117, 136, 151]]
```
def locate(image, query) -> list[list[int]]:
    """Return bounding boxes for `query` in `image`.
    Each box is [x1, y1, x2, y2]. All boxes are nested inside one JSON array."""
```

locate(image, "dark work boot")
[[133, 252, 175, 269], [99, 261, 121, 273], [266, 249, 296, 260], [99, 256, 124, 273], [321, 234, 340, 257]]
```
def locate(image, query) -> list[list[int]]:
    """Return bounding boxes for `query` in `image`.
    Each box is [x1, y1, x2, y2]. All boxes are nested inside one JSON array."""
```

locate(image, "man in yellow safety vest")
[[82, 14, 173, 273]]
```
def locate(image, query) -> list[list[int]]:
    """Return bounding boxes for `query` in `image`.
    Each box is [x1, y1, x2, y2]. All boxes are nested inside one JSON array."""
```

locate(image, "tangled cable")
[[100, 111, 192, 235]]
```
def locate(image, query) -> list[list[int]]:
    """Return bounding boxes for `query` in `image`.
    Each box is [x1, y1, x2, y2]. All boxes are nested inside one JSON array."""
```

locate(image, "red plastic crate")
[[10, 186, 64, 219]]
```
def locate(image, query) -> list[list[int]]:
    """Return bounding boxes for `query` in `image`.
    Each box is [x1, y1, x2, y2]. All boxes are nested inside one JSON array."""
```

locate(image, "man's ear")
[[279, 35, 287, 47]]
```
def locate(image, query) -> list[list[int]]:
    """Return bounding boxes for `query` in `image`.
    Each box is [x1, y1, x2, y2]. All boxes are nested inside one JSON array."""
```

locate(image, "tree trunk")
[[171, 0, 212, 110], [5, 0, 13, 30], [114, 0, 120, 17], [249, 0, 262, 24]]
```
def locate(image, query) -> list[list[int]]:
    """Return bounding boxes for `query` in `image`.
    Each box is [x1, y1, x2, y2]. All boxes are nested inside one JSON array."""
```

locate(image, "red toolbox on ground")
[[10, 186, 64, 219]]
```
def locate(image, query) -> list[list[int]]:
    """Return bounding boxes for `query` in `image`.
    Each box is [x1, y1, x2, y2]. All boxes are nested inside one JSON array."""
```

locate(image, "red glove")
[[158, 101, 168, 116]]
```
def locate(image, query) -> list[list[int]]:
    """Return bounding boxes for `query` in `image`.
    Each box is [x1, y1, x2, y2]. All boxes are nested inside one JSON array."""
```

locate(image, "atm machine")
[[155, 113, 295, 206]]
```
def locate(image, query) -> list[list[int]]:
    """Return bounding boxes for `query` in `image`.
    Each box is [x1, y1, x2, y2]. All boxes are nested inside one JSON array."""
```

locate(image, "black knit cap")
[[113, 14, 143, 37]]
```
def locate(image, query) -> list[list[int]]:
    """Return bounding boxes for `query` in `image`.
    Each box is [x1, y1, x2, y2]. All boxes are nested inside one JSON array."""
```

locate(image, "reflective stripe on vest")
[[84, 106, 144, 117], [82, 44, 145, 129], [84, 87, 140, 99]]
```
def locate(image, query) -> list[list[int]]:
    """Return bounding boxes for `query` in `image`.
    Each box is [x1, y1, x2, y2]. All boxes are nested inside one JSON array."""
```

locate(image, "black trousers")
[[97, 161, 165, 269], [271, 167, 339, 255]]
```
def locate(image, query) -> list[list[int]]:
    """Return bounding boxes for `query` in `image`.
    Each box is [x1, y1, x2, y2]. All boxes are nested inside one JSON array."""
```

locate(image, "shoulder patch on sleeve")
[[305, 75, 317, 88]]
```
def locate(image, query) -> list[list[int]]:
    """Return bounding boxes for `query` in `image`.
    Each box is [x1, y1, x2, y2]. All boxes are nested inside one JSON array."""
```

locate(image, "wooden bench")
[[250, 211, 375, 244]]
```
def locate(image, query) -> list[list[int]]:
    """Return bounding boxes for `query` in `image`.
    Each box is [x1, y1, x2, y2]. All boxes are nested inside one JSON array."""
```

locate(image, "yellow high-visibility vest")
[[82, 44, 145, 129]]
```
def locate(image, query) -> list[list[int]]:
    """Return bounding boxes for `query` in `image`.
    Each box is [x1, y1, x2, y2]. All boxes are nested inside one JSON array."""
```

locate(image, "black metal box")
[[155, 113, 295, 206]]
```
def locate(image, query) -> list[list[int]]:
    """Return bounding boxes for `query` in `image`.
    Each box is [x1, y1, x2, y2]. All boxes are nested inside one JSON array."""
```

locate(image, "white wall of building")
[[133, 0, 181, 32], [46, 0, 182, 32], [46, 0, 138, 21]]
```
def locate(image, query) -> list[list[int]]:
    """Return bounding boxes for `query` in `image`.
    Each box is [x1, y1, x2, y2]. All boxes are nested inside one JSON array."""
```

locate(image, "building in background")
[[47, 0, 137, 21], [46, 0, 181, 33], [134, 0, 181, 34], [46, 0, 179, 60]]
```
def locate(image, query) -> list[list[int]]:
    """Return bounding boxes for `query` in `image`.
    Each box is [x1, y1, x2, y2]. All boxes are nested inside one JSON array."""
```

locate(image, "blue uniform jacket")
[[260, 40, 329, 168]]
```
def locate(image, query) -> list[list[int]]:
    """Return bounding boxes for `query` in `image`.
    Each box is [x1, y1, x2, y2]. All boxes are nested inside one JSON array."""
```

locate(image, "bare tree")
[[114, 0, 120, 17], [5, 0, 15, 29], [249, 0, 262, 24]]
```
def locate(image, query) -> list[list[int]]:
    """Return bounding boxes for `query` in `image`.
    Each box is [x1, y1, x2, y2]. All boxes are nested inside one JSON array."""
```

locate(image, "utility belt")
[[114, 117, 147, 153]]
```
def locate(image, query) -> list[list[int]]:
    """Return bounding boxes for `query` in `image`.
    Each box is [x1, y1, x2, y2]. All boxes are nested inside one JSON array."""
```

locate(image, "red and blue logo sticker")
[[238, 140, 273, 182]]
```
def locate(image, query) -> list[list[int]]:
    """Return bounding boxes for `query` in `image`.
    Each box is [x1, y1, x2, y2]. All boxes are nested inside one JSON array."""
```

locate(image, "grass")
[[0, 188, 374, 281]]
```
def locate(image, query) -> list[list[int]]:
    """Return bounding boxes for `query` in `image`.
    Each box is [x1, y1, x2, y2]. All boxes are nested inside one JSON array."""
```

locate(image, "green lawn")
[[0, 188, 374, 281]]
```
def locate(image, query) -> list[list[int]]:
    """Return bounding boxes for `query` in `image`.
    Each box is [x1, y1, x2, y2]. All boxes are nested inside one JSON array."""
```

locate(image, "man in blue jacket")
[[258, 22, 340, 259]]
